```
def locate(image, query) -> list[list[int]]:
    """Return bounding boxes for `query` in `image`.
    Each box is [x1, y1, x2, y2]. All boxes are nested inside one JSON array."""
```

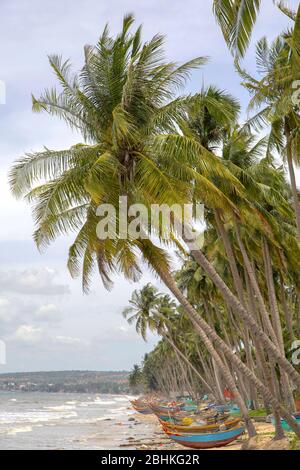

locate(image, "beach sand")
[[118, 411, 287, 451]]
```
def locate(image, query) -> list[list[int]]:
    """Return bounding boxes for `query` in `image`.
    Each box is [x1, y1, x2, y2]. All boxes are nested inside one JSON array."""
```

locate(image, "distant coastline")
[[0, 370, 130, 394]]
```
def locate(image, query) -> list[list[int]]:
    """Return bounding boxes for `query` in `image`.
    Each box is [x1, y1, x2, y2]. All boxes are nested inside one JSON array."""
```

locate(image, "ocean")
[[0, 391, 140, 450]]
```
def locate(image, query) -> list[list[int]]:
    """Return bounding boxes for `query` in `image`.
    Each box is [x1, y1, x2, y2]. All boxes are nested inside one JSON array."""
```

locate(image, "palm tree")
[[175, 90, 300, 393], [129, 364, 144, 392], [237, 35, 300, 241], [124, 284, 234, 401], [9, 16, 300, 436]]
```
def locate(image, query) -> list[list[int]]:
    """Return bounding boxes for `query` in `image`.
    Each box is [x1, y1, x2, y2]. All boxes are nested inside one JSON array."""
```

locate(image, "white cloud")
[[0, 268, 70, 295], [13, 325, 44, 344], [34, 303, 60, 322], [0, 297, 10, 308], [54, 335, 88, 347], [0, 297, 12, 323]]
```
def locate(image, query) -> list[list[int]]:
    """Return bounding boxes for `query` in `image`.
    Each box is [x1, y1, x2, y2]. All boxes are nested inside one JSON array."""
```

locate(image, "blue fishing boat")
[[228, 404, 241, 416], [182, 403, 198, 412], [271, 413, 300, 432], [165, 426, 245, 449], [214, 404, 230, 413]]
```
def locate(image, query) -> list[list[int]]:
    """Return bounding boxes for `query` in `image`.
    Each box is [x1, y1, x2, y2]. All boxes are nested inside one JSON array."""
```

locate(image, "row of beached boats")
[[130, 397, 245, 449]]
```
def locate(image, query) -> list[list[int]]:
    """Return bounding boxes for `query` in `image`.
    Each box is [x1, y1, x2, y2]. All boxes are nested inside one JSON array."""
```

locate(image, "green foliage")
[[289, 434, 300, 450], [213, 0, 262, 58]]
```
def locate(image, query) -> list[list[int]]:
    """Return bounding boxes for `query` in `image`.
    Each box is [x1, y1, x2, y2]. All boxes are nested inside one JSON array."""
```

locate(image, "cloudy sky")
[[0, 0, 297, 373]]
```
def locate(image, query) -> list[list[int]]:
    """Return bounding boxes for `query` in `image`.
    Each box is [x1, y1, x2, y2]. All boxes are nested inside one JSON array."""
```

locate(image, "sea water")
[[0, 391, 137, 450]]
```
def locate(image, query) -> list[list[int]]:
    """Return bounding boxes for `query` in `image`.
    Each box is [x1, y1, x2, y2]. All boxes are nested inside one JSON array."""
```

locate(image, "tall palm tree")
[[124, 285, 229, 400], [175, 90, 300, 392], [238, 34, 300, 241], [9, 16, 300, 436]]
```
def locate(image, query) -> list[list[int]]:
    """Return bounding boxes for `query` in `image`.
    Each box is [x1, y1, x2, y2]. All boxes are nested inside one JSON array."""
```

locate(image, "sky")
[[0, 0, 298, 373]]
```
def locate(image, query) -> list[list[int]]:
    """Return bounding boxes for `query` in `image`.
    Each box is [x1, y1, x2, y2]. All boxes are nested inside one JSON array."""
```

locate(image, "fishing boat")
[[149, 402, 184, 414], [160, 417, 241, 434], [165, 425, 245, 449], [179, 397, 198, 412], [228, 404, 241, 416], [214, 404, 230, 413], [151, 408, 192, 423], [214, 404, 241, 416], [271, 413, 300, 432], [130, 399, 152, 415], [182, 403, 198, 412], [149, 402, 185, 420]]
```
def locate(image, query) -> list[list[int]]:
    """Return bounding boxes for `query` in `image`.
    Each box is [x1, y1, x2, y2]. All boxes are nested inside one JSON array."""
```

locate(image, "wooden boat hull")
[[166, 426, 245, 449], [182, 404, 198, 412], [154, 411, 190, 423], [161, 417, 241, 434], [214, 405, 230, 413], [130, 400, 152, 415], [150, 405, 183, 414], [135, 408, 153, 415]]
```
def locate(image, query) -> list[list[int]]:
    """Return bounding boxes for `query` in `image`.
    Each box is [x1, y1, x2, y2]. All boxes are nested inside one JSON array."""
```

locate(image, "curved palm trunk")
[[263, 239, 296, 411], [174, 349, 194, 397], [214, 212, 261, 407], [214, 210, 245, 303], [280, 274, 295, 343], [156, 266, 300, 438], [273, 410, 286, 441], [262, 238, 284, 351], [212, 358, 226, 405], [196, 346, 225, 403], [285, 121, 300, 242], [164, 334, 215, 397], [297, 292, 300, 337], [235, 224, 279, 346], [186, 234, 300, 391]]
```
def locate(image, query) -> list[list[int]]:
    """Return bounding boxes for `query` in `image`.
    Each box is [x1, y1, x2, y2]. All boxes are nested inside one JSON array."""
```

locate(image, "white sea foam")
[[44, 404, 76, 411], [6, 425, 33, 435], [95, 400, 115, 405], [79, 398, 116, 407], [0, 410, 77, 425], [108, 406, 128, 414]]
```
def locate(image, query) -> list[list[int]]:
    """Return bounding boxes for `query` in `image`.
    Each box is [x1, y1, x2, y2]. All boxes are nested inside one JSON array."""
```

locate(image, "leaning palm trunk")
[[174, 350, 194, 397], [279, 274, 295, 342], [214, 210, 245, 303], [196, 346, 225, 403], [164, 334, 215, 397], [262, 238, 284, 351], [235, 224, 279, 346], [213, 211, 261, 406], [184, 230, 300, 391], [212, 358, 226, 405], [176, 321, 257, 437], [273, 410, 286, 441], [285, 121, 300, 242], [262, 239, 295, 411], [155, 264, 300, 438]]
